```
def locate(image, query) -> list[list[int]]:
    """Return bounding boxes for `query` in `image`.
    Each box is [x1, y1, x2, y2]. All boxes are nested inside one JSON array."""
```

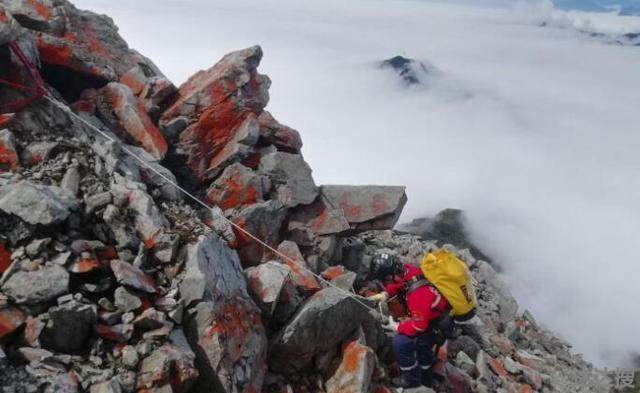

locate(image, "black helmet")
[[369, 252, 402, 281]]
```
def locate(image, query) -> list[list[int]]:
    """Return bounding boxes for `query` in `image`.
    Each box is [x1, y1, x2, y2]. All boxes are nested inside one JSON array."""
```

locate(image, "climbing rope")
[[1, 39, 380, 313], [45, 95, 379, 314], [0, 42, 47, 113]]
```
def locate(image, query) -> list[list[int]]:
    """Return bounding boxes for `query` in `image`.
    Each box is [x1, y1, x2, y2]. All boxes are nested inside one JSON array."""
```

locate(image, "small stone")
[[25, 238, 51, 257], [90, 378, 122, 393], [96, 324, 133, 343], [0, 307, 27, 339], [21, 141, 58, 165], [17, 347, 53, 364], [2, 265, 69, 304], [133, 308, 166, 331], [99, 310, 123, 326], [110, 260, 156, 294], [114, 287, 141, 312], [85, 192, 112, 214], [121, 312, 135, 325], [121, 345, 139, 369], [61, 166, 81, 196]]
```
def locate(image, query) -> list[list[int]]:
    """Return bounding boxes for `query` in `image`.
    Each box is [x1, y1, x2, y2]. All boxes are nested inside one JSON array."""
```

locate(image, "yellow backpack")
[[420, 249, 477, 321]]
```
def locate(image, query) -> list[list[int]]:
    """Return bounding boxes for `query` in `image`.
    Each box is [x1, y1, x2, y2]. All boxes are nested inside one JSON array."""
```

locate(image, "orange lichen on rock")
[[321, 266, 345, 281], [0, 307, 27, 339], [0, 136, 19, 172], [26, 0, 52, 20], [100, 83, 168, 160]]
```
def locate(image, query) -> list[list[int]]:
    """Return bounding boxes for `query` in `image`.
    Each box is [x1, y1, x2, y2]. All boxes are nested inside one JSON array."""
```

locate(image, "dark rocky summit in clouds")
[[0, 1, 611, 392]]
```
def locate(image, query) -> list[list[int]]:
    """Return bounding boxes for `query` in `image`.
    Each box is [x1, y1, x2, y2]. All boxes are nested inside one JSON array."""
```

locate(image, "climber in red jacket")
[[367, 252, 450, 388]]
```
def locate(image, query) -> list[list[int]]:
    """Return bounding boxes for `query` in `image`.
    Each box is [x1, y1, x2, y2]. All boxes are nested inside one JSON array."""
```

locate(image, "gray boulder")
[[2, 265, 69, 304], [181, 234, 267, 393], [233, 200, 287, 266], [326, 341, 375, 393], [259, 151, 318, 208], [321, 185, 407, 232], [42, 300, 97, 353], [0, 180, 79, 225], [244, 261, 292, 317], [269, 287, 372, 372]]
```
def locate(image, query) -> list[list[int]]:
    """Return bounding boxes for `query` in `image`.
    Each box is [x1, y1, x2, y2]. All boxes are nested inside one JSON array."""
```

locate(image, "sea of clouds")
[[74, 0, 640, 367]]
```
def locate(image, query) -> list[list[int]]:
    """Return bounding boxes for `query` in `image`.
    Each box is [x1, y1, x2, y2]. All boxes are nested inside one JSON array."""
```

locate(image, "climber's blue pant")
[[393, 333, 437, 384]]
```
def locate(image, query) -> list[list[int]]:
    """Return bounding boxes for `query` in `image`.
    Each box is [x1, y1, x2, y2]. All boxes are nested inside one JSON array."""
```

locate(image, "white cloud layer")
[[73, 0, 640, 366]]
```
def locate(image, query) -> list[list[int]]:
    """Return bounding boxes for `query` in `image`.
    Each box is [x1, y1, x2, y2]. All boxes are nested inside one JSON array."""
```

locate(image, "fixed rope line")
[[43, 94, 379, 314]]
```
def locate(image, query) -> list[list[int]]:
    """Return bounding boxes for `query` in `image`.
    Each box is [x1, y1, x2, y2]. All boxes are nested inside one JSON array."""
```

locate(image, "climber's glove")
[[366, 292, 388, 304], [383, 315, 399, 332]]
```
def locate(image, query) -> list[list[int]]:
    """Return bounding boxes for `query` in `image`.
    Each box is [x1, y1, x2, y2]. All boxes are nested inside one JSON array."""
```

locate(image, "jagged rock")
[[90, 378, 122, 393], [0, 6, 22, 46], [398, 209, 490, 262], [325, 341, 375, 393], [95, 323, 133, 343], [3, 0, 157, 90], [181, 233, 267, 393], [119, 50, 176, 114], [232, 200, 287, 266], [133, 308, 167, 331], [454, 351, 476, 376], [120, 345, 138, 369], [21, 141, 58, 165], [160, 116, 187, 143], [475, 261, 518, 322], [259, 151, 318, 208], [110, 179, 175, 262], [96, 82, 168, 160], [42, 299, 97, 353], [0, 129, 19, 171], [276, 240, 321, 293], [24, 315, 45, 346], [270, 287, 371, 372], [110, 260, 156, 294], [17, 347, 53, 364], [443, 363, 474, 393], [448, 335, 482, 362], [245, 261, 292, 317], [257, 110, 302, 153], [0, 306, 26, 339], [136, 343, 198, 393], [161, 46, 270, 182], [113, 286, 141, 312], [25, 237, 50, 257], [288, 195, 350, 244], [205, 163, 267, 210], [321, 185, 407, 232], [2, 265, 69, 304], [0, 180, 79, 225]]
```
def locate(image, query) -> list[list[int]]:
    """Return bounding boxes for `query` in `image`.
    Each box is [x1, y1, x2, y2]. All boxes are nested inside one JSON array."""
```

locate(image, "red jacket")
[[384, 264, 449, 337]]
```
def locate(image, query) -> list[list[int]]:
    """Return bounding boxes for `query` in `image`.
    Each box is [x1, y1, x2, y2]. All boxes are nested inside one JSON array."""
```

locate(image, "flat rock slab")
[[0, 180, 79, 225], [2, 265, 69, 304], [321, 185, 407, 232]]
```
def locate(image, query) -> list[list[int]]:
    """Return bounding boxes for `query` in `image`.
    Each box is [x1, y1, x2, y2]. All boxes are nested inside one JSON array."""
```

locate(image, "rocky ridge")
[[0, 1, 610, 392]]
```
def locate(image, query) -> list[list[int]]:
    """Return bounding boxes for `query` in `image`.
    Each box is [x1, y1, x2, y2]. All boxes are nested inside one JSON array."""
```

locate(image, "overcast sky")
[[73, 0, 640, 367]]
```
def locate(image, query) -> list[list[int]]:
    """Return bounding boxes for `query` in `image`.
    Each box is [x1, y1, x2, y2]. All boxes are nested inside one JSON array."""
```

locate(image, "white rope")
[[43, 94, 378, 313]]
